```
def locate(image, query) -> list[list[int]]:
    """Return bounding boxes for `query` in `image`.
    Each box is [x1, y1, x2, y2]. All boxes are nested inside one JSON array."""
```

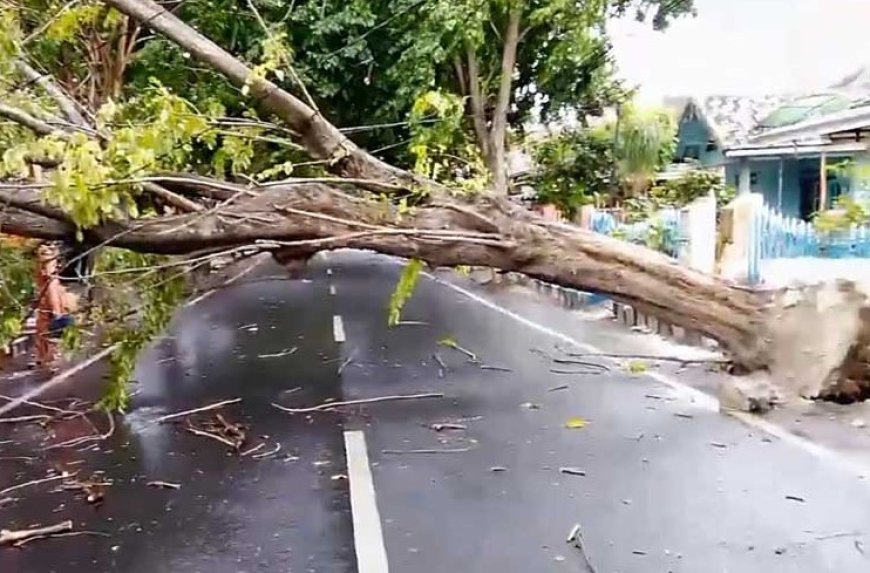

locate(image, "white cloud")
[[609, 0, 870, 101]]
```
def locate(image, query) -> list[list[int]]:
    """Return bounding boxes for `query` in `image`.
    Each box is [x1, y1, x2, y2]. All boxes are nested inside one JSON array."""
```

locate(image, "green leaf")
[[387, 259, 423, 326]]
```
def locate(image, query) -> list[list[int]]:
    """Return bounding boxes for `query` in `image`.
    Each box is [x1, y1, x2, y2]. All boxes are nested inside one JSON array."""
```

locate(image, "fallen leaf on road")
[[565, 417, 588, 429], [627, 361, 648, 374]]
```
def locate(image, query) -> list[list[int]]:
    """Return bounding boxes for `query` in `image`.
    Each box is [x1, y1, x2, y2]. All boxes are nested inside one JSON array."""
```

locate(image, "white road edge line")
[[329, 284, 337, 296], [344, 431, 390, 573], [333, 315, 346, 343], [422, 269, 870, 479]]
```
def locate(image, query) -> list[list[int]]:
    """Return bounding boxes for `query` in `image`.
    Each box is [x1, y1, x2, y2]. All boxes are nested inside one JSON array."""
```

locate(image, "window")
[[682, 145, 701, 161]]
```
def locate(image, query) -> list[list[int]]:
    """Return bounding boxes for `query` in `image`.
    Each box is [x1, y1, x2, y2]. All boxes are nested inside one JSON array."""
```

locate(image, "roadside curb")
[[466, 268, 718, 351]]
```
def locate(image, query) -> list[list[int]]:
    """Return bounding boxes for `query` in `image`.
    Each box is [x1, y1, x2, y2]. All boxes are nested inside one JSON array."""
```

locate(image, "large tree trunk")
[[4, 0, 865, 402]]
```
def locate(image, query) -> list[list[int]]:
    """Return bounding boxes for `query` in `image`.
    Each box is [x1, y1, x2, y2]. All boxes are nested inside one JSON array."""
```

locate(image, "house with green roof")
[[672, 69, 870, 220]]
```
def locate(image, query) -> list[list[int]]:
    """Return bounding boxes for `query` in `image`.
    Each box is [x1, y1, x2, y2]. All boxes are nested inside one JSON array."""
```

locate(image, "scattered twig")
[[252, 443, 281, 459], [0, 393, 81, 417], [632, 550, 648, 556], [0, 472, 73, 497], [559, 467, 586, 476], [814, 531, 861, 541], [561, 351, 730, 367], [155, 398, 241, 424], [147, 481, 181, 490], [338, 350, 357, 375], [240, 443, 266, 457], [674, 413, 694, 419], [438, 338, 479, 362], [13, 529, 111, 547], [0, 344, 120, 418], [256, 347, 297, 359], [185, 426, 237, 448], [0, 520, 72, 546], [551, 359, 610, 372], [429, 423, 467, 431], [566, 522, 599, 573], [43, 411, 115, 450], [0, 415, 51, 424], [432, 353, 447, 378], [785, 495, 806, 503], [272, 392, 444, 414], [709, 442, 728, 449], [480, 365, 512, 372], [549, 368, 606, 375], [548, 385, 569, 392], [382, 448, 471, 455]]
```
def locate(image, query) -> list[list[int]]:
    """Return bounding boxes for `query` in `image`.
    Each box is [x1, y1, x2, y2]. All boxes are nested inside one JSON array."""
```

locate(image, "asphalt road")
[[2, 250, 870, 572]]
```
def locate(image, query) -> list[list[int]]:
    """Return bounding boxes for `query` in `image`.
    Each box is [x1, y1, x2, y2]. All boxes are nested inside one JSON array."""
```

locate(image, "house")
[[672, 69, 870, 220]]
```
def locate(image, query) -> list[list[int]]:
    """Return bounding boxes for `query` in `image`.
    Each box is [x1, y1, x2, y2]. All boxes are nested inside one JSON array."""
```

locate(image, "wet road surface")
[[2, 251, 870, 572]]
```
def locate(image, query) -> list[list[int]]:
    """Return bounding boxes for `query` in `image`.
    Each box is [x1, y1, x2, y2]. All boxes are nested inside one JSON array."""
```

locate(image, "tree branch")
[[15, 59, 90, 127]]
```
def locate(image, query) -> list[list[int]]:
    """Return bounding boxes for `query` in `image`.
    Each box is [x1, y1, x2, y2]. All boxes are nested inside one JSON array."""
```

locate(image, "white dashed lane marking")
[[344, 431, 390, 572], [333, 315, 346, 343], [329, 284, 336, 296]]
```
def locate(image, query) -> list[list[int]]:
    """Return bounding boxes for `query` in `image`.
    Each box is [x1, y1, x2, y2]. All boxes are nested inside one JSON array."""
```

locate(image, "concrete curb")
[[468, 268, 718, 351]]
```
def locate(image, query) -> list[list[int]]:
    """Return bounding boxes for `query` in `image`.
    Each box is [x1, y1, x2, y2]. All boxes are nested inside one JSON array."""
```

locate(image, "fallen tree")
[[0, 0, 867, 405]]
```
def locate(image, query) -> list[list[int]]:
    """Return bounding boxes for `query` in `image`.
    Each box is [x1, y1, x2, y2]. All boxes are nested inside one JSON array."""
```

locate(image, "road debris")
[[147, 481, 181, 490], [551, 358, 610, 373], [490, 466, 508, 472], [0, 520, 73, 546], [155, 398, 242, 424], [0, 472, 74, 497], [548, 385, 569, 392], [559, 467, 586, 476], [565, 417, 589, 429], [632, 550, 648, 556], [252, 443, 282, 459], [272, 392, 444, 414], [59, 473, 111, 504], [674, 413, 694, 419], [382, 448, 472, 455], [785, 495, 806, 503], [710, 442, 728, 449], [566, 522, 599, 572], [429, 423, 467, 431], [185, 414, 246, 451], [240, 443, 266, 457], [432, 353, 447, 377], [256, 347, 298, 359], [480, 365, 512, 372], [338, 350, 357, 375], [438, 336, 479, 363], [521, 402, 541, 410]]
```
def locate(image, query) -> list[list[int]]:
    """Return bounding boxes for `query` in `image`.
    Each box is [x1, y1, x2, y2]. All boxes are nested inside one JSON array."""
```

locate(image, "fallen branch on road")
[[382, 448, 471, 454], [271, 392, 444, 414], [0, 344, 121, 418], [0, 472, 74, 497], [155, 398, 242, 424], [0, 520, 73, 546], [11, 529, 111, 547]]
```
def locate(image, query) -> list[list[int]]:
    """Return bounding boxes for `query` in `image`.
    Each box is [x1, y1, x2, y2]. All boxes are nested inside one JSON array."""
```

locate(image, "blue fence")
[[590, 208, 683, 258], [749, 204, 870, 284]]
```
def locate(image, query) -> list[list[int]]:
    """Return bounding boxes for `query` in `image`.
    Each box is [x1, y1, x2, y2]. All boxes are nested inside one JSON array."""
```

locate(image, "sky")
[[608, 0, 870, 102]]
